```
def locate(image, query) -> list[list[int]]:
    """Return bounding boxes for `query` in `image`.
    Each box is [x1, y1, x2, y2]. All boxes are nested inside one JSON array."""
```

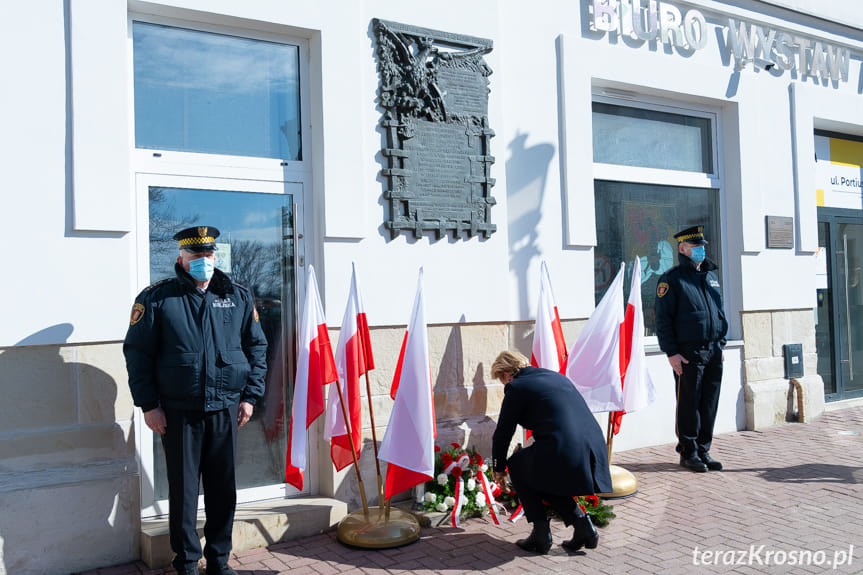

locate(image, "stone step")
[[141, 497, 348, 568]]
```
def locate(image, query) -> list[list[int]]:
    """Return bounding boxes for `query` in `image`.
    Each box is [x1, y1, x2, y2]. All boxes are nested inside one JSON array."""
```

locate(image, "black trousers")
[[162, 405, 238, 568], [507, 447, 585, 528], [675, 343, 723, 458]]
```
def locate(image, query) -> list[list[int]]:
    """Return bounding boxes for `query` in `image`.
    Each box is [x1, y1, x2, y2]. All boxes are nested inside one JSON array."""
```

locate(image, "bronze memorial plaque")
[[373, 19, 496, 240], [766, 215, 794, 249]]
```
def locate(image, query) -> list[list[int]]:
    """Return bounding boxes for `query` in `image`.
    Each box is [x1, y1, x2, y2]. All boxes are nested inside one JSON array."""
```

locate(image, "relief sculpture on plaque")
[[373, 19, 496, 240]]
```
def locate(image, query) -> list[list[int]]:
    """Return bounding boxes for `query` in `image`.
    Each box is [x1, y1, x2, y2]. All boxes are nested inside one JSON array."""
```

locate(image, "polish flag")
[[285, 266, 338, 490], [531, 261, 567, 374], [379, 269, 436, 499], [566, 262, 626, 412], [324, 263, 375, 471], [611, 257, 656, 434]]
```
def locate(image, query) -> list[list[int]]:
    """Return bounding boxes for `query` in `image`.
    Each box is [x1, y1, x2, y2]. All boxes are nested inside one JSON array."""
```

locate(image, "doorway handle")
[[843, 233, 854, 381]]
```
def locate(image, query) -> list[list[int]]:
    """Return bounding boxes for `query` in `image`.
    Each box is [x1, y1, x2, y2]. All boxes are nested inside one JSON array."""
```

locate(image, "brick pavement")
[[83, 406, 863, 575]]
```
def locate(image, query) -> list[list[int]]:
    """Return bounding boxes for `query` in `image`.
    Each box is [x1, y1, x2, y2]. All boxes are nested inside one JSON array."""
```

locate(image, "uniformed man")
[[654, 225, 728, 473], [124, 226, 268, 575], [491, 350, 612, 554]]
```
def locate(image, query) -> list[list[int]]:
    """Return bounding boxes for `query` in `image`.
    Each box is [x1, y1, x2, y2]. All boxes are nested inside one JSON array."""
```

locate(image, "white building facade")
[[2, 1, 862, 573]]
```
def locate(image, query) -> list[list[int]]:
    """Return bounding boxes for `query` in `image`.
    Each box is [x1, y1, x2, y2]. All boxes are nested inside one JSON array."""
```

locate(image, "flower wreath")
[[421, 443, 616, 527], [420, 443, 505, 526]]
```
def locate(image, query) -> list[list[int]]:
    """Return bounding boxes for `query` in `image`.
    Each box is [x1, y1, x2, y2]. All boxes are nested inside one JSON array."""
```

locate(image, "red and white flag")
[[379, 268, 436, 500], [566, 262, 626, 412], [285, 265, 338, 490], [324, 263, 375, 471], [531, 261, 567, 374], [611, 257, 656, 434]]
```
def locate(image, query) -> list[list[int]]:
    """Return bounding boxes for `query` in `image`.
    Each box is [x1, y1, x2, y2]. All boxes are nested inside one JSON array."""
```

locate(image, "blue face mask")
[[188, 256, 215, 281], [690, 245, 706, 264]]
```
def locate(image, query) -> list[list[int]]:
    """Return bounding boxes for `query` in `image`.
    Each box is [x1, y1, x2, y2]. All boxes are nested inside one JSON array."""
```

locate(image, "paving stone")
[[88, 406, 863, 575]]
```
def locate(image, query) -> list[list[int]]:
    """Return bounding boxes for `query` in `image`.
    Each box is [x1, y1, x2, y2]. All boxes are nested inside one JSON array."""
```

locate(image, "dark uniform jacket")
[[654, 253, 728, 357], [124, 264, 268, 413], [492, 366, 613, 496]]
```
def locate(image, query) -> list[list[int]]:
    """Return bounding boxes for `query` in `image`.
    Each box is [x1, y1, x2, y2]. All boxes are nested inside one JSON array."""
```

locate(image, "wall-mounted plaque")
[[766, 215, 794, 248], [373, 19, 496, 240]]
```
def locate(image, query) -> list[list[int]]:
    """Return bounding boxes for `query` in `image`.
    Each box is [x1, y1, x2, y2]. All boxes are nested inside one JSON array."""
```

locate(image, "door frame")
[[133, 172, 308, 518], [817, 206, 863, 403]]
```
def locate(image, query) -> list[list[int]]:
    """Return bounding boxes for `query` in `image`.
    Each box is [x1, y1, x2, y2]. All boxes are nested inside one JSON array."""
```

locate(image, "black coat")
[[492, 366, 612, 496], [123, 264, 268, 413], [654, 253, 728, 357]]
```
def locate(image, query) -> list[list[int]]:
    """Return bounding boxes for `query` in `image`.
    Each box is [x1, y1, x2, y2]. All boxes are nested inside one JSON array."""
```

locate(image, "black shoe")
[[562, 515, 599, 551], [205, 564, 237, 575], [679, 454, 708, 472], [516, 526, 553, 554], [699, 452, 723, 471]]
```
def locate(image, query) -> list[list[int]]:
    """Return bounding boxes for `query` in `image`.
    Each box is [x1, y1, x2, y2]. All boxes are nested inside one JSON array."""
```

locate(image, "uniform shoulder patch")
[[657, 282, 670, 298], [143, 278, 171, 293], [130, 303, 146, 325]]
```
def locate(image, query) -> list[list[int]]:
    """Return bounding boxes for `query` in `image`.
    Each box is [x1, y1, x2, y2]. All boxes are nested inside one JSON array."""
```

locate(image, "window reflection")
[[594, 181, 721, 336], [148, 187, 295, 498], [593, 102, 713, 173], [133, 22, 302, 161]]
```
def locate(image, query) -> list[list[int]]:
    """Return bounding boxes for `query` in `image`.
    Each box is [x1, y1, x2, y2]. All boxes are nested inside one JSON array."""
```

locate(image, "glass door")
[[136, 175, 304, 516], [817, 209, 863, 401], [836, 220, 863, 395]]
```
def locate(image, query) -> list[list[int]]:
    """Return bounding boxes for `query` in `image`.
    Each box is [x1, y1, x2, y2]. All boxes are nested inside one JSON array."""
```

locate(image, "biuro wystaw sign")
[[587, 0, 851, 83]]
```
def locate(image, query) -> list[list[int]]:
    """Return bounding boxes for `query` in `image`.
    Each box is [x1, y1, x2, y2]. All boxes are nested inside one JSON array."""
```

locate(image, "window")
[[593, 103, 713, 173], [133, 21, 302, 161], [592, 98, 721, 336]]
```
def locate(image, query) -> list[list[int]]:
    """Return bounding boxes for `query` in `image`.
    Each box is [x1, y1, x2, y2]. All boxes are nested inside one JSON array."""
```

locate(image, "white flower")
[[475, 492, 487, 507], [437, 473, 448, 486], [424, 492, 437, 503], [466, 478, 477, 492], [480, 464, 489, 472], [444, 496, 455, 508], [436, 502, 448, 512]]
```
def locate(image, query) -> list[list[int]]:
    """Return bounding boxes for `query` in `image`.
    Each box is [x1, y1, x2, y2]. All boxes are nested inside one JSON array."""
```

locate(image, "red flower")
[[452, 467, 463, 478], [434, 445, 441, 452], [474, 454, 484, 466], [451, 442, 461, 449], [442, 453, 453, 467], [584, 495, 599, 507]]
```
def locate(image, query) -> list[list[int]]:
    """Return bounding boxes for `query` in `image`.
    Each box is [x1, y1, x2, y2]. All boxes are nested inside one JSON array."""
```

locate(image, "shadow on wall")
[[432, 323, 496, 454], [0, 324, 137, 575], [505, 133, 555, 319]]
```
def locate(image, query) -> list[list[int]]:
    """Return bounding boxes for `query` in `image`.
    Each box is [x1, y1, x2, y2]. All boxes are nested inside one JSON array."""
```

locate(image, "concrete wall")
[[0, 343, 140, 575], [741, 309, 825, 429], [6, 0, 863, 346]]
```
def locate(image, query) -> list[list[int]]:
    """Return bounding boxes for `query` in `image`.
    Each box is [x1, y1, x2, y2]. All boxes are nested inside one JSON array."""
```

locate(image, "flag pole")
[[605, 412, 615, 463], [333, 377, 369, 519], [600, 411, 638, 499], [363, 370, 385, 507]]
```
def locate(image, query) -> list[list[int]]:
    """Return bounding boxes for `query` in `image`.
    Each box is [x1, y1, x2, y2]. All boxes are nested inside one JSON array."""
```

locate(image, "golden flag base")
[[597, 464, 638, 499], [336, 506, 421, 549]]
